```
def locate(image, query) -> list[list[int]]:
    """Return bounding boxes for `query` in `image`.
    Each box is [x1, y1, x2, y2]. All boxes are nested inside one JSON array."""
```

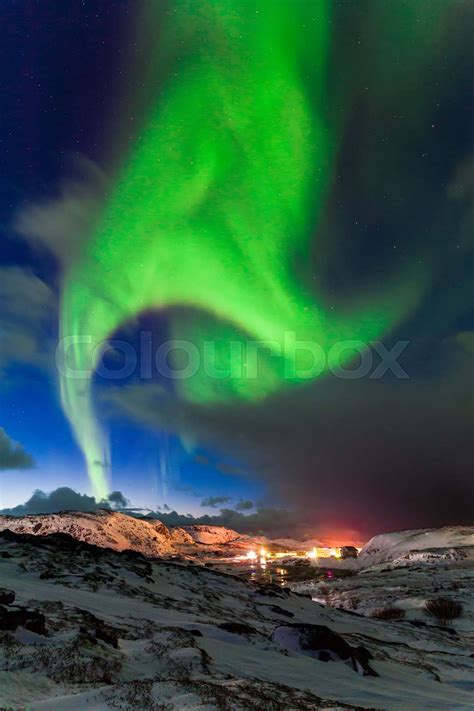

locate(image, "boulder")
[[79, 610, 119, 648], [218, 621, 258, 636], [0, 606, 47, 635], [340, 546, 358, 559], [272, 624, 378, 677], [0, 588, 15, 605]]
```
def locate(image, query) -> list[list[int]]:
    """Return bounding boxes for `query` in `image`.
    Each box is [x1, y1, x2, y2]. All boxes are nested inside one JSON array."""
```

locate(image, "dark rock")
[[350, 648, 379, 677], [340, 546, 358, 559], [79, 610, 119, 648], [0, 529, 114, 559], [434, 625, 458, 636], [79, 625, 98, 645], [24, 611, 48, 636], [0, 606, 47, 635], [297, 624, 354, 659], [255, 584, 285, 598], [218, 622, 257, 636], [0, 589, 15, 605], [268, 605, 294, 618], [272, 624, 378, 677], [354, 645, 373, 661]]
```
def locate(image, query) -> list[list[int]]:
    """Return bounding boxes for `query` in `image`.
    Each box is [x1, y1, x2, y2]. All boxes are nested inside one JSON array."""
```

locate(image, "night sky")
[[1, 1, 473, 539]]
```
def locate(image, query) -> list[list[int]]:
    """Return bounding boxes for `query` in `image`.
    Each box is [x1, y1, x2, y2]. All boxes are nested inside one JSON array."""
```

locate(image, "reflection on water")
[[210, 558, 353, 586]]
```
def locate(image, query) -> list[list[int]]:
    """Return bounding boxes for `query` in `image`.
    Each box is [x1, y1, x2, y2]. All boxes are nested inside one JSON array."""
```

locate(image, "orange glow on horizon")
[[308, 527, 366, 548]]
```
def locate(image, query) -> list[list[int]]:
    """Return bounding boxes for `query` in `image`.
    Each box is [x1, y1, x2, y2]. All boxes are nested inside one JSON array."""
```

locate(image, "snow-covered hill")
[[0, 510, 194, 557], [358, 526, 474, 570], [181, 525, 242, 545], [290, 525, 474, 652], [0, 512, 262, 558], [1, 528, 474, 710]]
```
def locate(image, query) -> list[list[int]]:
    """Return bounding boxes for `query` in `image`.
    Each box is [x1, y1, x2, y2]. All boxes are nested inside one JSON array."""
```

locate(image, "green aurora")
[[59, 0, 447, 498]]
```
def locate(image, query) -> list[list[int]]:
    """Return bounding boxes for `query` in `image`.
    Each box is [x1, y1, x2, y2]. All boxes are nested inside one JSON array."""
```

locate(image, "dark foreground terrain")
[[1, 525, 473, 710]]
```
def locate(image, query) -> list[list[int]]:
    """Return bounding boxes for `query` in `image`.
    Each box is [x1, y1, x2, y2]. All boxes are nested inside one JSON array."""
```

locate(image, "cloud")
[[201, 495, 231, 508], [172, 483, 202, 498], [2, 158, 106, 377], [104, 342, 474, 537], [0, 267, 56, 374], [1, 158, 105, 381], [0, 428, 34, 470], [0, 487, 347, 539], [215, 462, 248, 477], [0, 486, 127, 516], [14, 156, 106, 270], [107, 490, 130, 509], [98, 113, 474, 539], [235, 500, 253, 511], [150, 507, 303, 538]]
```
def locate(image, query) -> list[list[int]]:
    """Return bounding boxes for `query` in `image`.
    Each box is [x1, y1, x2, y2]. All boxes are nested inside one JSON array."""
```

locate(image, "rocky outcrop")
[[182, 525, 241, 545], [0, 588, 15, 605], [168, 526, 195, 545], [272, 624, 378, 677], [340, 546, 358, 559], [0, 586, 47, 636], [79, 610, 120, 648]]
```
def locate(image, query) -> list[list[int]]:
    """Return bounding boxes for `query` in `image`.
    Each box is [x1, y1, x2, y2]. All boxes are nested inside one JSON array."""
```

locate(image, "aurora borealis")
[[1, 0, 473, 534], [59, 0, 449, 498]]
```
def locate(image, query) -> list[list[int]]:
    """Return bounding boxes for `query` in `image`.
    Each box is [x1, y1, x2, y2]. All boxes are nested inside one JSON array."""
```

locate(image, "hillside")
[[0, 509, 194, 557], [290, 525, 474, 647], [181, 524, 242, 545], [1, 529, 474, 709], [358, 526, 474, 570]]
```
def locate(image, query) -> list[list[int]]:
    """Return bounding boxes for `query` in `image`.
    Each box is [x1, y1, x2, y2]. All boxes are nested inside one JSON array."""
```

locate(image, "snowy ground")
[[1, 526, 473, 710]]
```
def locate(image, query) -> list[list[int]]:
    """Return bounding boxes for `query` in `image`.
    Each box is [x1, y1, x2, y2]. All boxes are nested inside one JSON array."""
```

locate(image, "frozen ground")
[[0, 524, 473, 710]]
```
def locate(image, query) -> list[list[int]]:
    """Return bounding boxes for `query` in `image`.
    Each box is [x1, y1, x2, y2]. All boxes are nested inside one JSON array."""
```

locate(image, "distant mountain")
[[0, 509, 193, 557], [0, 510, 259, 557]]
